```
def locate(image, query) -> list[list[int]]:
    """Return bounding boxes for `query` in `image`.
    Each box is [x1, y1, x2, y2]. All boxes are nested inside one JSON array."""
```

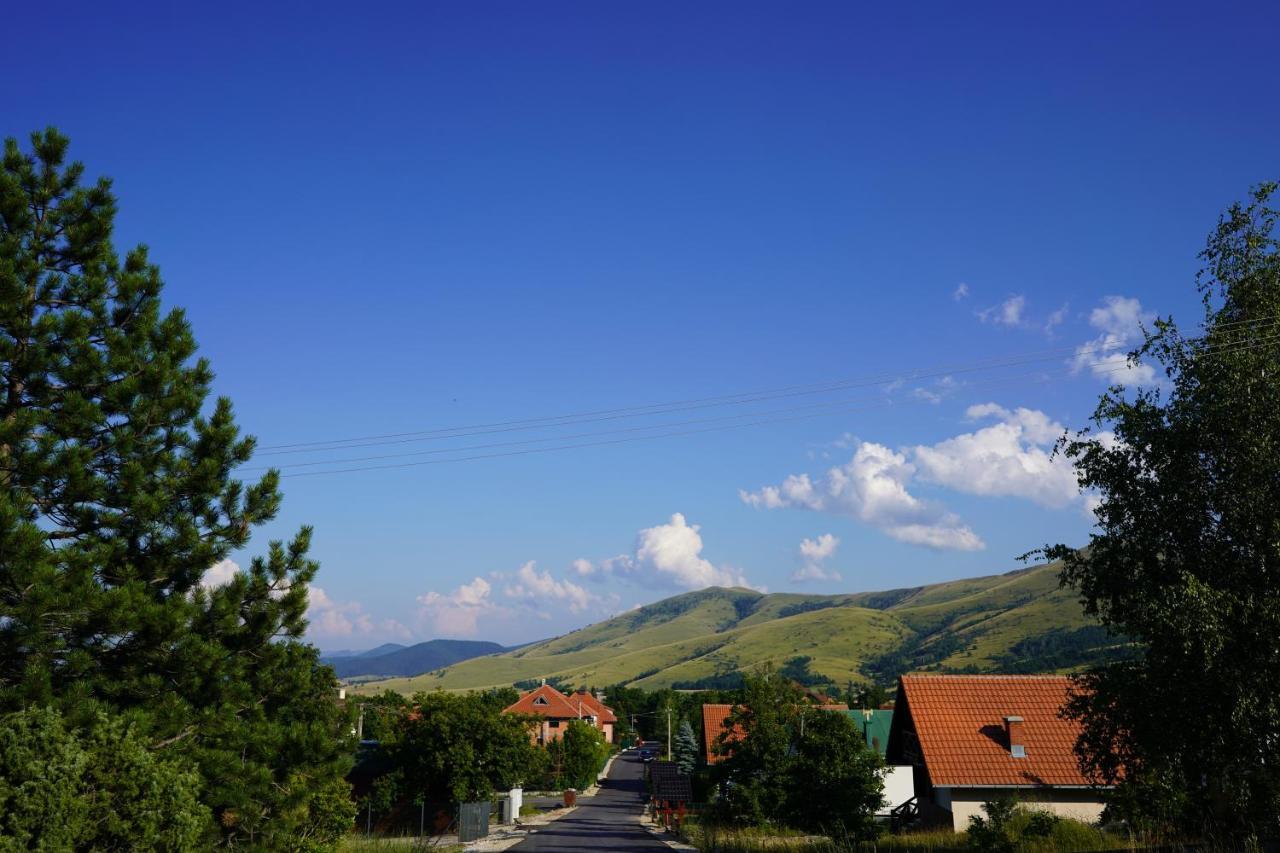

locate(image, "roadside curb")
[[640, 817, 698, 851], [463, 805, 579, 851]]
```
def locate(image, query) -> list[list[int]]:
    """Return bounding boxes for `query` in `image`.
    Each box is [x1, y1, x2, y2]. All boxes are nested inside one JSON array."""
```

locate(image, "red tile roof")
[[898, 675, 1102, 788], [701, 704, 743, 765], [503, 684, 581, 719], [571, 689, 617, 724]]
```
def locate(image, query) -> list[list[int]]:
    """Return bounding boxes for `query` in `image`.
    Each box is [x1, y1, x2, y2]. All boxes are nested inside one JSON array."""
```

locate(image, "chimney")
[[1004, 716, 1026, 758]]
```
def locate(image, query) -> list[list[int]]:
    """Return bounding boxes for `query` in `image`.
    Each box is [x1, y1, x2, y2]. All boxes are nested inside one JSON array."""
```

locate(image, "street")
[[510, 752, 672, 851]]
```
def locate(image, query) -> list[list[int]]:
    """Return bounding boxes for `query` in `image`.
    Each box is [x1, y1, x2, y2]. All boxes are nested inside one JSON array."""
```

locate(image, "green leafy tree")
[[713, 667, 801, 826], [0, 707, 209, 850], [394, 691, 543, 805], [552, 720, 608, 791], [783, 709, 883, 837], [0, 128, 354, 848], [714, 667, 883, 836], [674, 719, 698, 775], [1043, 183, 1280, 837]]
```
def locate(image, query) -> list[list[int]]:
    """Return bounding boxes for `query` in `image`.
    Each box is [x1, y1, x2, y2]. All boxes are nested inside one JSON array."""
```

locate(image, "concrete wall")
[[940, 788, 1106, 831], [877, 766, 916, 816]]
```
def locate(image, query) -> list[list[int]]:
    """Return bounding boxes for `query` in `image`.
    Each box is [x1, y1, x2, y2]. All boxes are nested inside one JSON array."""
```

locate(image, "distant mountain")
[[323, 639, 506, 679], [353, 559, 1129, 695], [355, 643, 408, 658]]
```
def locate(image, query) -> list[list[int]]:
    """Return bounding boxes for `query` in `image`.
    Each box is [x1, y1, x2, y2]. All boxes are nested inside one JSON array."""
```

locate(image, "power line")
[[256, 320, 1279, 457], [272, 333, 1280, 478]]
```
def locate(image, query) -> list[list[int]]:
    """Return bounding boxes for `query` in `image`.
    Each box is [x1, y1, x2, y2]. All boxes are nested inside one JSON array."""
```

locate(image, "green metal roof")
[[846, 709, 892, 757]]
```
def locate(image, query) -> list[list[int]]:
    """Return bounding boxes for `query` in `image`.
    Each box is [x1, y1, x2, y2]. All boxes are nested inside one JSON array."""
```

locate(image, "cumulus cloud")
[[791, 534, 842, 583], [741, 443, 985, 552], [504, 561, 595, 613], [417, 577, 504, 637], [573, 514, 761, 591], [1071, 295, 1158, 386], [953, 282, 970, 301], [307, 586, 413, 642], [201, 558, 241, 589], [911, 404, 1081, 508], [978, 294, 1027, 327]]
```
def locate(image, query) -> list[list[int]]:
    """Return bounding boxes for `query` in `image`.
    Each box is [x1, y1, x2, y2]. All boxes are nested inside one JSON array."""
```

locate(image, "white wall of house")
[[939, 788, 1106, 831], [876, 766, 916, 816]]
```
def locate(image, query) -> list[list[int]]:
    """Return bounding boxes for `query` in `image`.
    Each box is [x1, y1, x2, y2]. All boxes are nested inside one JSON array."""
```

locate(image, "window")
[[533, 696, 548, 706], [1011, 744, 1026, 759], [549, 720, 560, 728]]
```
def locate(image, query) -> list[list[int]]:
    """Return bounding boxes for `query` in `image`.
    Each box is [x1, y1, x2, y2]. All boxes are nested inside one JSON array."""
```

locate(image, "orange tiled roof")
[[503, 684, 581, 719], [570, 689, 617, 724], [701, 704, 744, 765], [899, 674, 1101, 788]]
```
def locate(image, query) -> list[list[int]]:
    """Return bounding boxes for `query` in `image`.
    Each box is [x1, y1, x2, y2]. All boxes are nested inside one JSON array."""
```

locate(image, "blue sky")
[[6, 1, 1277, 648]]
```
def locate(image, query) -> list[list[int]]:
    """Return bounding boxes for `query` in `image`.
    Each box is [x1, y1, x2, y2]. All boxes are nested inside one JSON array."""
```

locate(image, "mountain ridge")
[[352, 560, 1124, 694]]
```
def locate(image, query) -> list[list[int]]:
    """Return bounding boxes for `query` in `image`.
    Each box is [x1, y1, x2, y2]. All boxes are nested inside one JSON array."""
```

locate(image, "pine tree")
[[673, 719, 698, 775], [0, 129, 354, 847]]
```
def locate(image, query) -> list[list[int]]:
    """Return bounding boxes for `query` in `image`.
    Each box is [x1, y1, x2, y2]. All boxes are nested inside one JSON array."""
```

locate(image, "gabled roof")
[[503, 684, 581, 719], [894, 675, 1102, 788], [846, 708, 893, 757], [571, 689, 617, 724], [701, 704, 744, 765]]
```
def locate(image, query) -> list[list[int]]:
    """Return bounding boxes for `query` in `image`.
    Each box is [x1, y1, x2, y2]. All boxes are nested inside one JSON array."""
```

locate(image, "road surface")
[[510, 752, 671, 851]]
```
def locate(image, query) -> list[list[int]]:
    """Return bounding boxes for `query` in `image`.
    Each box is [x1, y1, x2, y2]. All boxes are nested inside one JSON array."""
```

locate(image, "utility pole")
[[665, 704, 673, 761]]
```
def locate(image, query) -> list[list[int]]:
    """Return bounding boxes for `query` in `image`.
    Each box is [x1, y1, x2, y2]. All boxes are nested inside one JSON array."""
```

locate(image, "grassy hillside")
[[353, 560, 1122, 695]]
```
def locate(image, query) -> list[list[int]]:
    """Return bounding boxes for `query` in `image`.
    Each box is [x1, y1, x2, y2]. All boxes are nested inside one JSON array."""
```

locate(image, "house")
[[846, 708, 893, 757], [885, 674, 1111, 831], [700, 701, 850, 765], [568, 688, 616, 743], [700, 704, 741, 765], [503, 682, 616, 744]]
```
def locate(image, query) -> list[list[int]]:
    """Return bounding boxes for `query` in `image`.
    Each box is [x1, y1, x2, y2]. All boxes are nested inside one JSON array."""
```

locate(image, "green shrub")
[[0, 707, 211, 850]]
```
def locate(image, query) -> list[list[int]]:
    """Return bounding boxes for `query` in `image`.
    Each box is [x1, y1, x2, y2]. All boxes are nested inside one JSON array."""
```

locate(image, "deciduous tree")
[[1045, 183, 1280, 837]]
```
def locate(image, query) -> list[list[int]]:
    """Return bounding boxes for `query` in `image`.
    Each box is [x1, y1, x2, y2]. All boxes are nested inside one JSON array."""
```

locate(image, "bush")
[[0, 707, 211, 850]]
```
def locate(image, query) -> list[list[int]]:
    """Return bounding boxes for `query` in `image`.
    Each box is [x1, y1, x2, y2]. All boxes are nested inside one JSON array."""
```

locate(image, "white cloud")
[[307, 586, 413, 643], [633, 513, 760, 590], [792, 534, 842, 583], [741, 443, 985, 552], [504, 561, 595, 613], [1044, 303, 1069, 336], [417, 576, 504, 637], [953, 282, 970, 301], [576, 514, 761, 591], [1071, 295, 1158, 386], [201, 558, 241, 589], [978, 294, 1027, 327], [911, 404, 1081, 508]]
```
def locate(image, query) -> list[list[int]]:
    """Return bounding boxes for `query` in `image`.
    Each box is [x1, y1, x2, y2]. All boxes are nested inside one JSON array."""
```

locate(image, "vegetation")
[[1043, 183, 1280, 839], [675, 719, 699, 774], [711, 668, 883, 839], [0, 129, 353, 848], [0, 707, 209, 850], [358, 562, 1105, 695], [364, 690, 543, 808], [547, 719, 610, 790]]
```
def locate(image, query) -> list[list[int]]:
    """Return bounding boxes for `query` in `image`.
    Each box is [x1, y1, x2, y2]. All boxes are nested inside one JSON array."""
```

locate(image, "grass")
[[339, 837, 463, 852], [354, 559, 1098, 695], [680, 823, 1132, 853]]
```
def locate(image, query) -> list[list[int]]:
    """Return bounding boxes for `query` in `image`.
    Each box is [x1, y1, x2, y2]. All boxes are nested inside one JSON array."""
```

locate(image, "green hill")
[[354, 560, 1123, 695]]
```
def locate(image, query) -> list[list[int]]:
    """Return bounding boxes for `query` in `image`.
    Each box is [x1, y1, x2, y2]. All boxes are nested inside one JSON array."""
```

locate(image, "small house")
[[503, 683, 617, 744], [885, 674, 1111, 830]]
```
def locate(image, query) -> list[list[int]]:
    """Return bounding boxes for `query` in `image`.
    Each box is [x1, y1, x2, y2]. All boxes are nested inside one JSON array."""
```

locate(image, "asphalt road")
[[510, 752, 671, 851]]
